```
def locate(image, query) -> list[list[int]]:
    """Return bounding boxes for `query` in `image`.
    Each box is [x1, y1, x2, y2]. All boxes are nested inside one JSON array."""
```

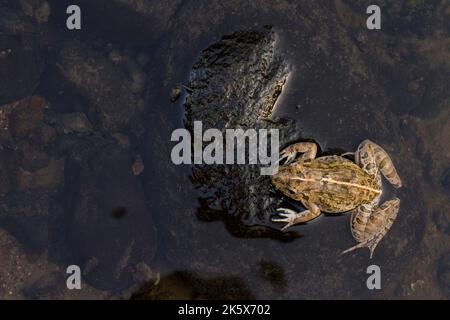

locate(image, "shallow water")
[[0, 0, 449, 299]]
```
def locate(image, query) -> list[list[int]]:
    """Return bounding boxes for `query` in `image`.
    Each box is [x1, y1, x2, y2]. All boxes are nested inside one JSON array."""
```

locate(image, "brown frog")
[[271, 140, 402, 258]]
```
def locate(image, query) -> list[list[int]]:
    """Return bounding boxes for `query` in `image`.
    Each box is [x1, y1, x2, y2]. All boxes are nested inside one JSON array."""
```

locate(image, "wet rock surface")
[[185, 27, 288, 128], [58, 41, 143, 132], [184, 27, 295, 238]]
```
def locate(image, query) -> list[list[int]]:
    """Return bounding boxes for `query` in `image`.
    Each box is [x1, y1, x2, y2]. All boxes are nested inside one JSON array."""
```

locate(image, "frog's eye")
[[287, 187, 297, 195]]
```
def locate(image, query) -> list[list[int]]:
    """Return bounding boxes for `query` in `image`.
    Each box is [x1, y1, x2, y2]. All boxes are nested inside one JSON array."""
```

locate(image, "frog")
[[271, 140, 402, 258]]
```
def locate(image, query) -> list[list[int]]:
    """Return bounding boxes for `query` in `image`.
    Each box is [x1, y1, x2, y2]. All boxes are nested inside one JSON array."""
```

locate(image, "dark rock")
[[33, 1, 51, 24], [9, 96, 47, 139], [170, 85, 181, 102], [58, 41, 141, 132], [17, 158, 64, 192], [1, 192, 51, 252], [183, 27, 295, 236], [0, 7, 35, 35], [22, 272, 64, 300], [0, 6, 46, 105], [185, 27, 289, 129], [20, 143, 50, 171], [58, 112, 93, 135], [0, 96, 61, 253], [0, 149, 16, 197]]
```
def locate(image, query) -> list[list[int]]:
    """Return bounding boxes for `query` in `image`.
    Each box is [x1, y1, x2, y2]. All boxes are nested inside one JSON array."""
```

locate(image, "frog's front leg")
[[342, 198, 400, 258], [272, 202, 321, 231], [278, 142, 317, 165], [356, 139, 402, 188]]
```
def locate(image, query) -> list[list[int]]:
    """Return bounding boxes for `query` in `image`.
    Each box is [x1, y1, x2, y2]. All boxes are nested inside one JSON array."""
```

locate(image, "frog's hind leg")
[[355, 139, 402, 188], [348, 201, 377, 244], [272, 202, 321, 231], [278, 142, 317, 165], [342, 198, 400, 258], [340, 152, 355, 158]]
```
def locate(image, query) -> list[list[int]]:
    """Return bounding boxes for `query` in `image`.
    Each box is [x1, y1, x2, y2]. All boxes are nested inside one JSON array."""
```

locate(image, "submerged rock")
[[8, 96, 47, 138], [0, 96, 62, 253], [131, 154, 144, 176], [58, 112, 93, 135], [170, 85, 182, 102], [183, 27, 294, 237], [19, 0, 51, 24], [0, 5, 47, 105], [18, 158, 64, 192], [185, 27, 288, 129], [58, 41, 141, 132]]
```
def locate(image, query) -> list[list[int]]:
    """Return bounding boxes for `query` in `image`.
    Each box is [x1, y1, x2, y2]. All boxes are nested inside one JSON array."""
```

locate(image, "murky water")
[[0, 0, 449, 299]]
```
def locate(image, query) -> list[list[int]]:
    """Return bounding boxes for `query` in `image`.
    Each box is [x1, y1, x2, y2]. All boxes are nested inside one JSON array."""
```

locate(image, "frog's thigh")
[[355, 140, 379, 177], [356, 140, 402, 188], [345, 198, 400, 258], [362, 198, 400, 242], [350, 203, 374, 243], [281, 142, 317, 160]]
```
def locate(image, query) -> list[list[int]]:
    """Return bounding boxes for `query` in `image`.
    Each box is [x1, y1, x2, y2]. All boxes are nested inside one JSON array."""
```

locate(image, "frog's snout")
[[271, 168, 289, 191], [271, 172, 281, 188]]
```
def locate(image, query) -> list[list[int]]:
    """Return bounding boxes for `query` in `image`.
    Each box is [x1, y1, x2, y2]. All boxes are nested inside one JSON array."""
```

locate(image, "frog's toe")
[[272, 208, 299, 230], [276, 207, 298, 215], [341, 234, 382, 259], [273, 207, 321, 231], [277, 150, 296, 165]]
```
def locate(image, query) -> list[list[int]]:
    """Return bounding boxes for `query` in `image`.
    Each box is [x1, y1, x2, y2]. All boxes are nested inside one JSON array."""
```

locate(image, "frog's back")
[[302, 155, 380, 213]]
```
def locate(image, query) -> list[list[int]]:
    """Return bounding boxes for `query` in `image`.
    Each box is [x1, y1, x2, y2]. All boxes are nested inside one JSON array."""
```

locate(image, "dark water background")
[[0, 0, 449, 299]]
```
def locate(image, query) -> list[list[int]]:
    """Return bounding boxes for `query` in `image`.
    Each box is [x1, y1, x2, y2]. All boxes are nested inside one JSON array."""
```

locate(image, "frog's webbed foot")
[[355, 140, 402, 188], [342, 198, 400, 258], [341, 234, 383, 259], [272, 203, 321, 231], [278, 142, 317, 165]]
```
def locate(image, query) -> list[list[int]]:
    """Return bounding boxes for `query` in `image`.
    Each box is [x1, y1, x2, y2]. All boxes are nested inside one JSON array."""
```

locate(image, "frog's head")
[[271, 164, 298, 198]]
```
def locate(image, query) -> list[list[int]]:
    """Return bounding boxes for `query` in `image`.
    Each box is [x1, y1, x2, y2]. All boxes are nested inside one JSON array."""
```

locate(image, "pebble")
[[170, 85, 182, 102], [132, 154, 144, 176]]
